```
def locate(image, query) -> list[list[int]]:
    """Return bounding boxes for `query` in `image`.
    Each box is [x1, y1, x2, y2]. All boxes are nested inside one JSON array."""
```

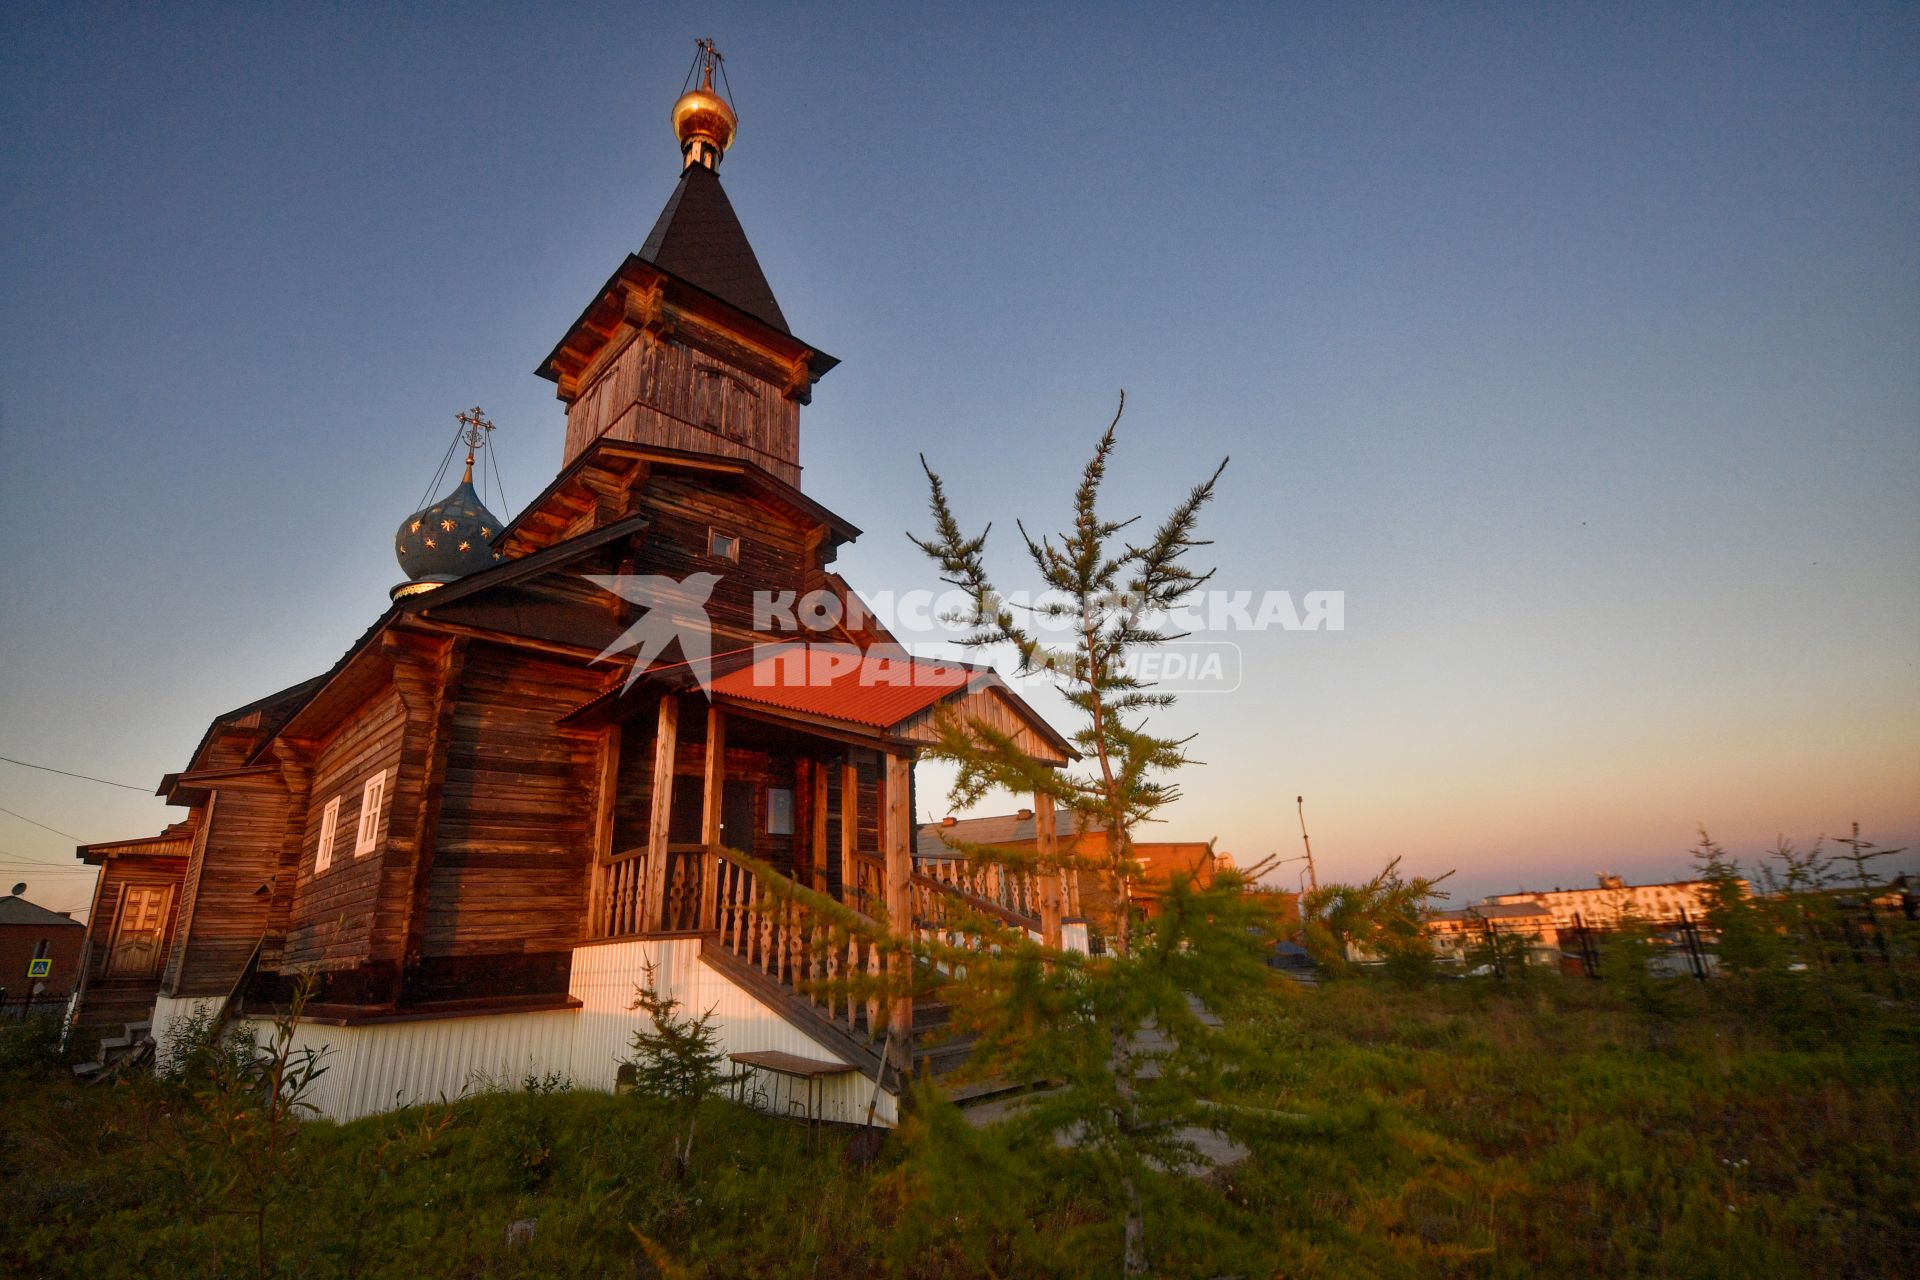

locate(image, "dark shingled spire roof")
[[639, 163, 789, 334]]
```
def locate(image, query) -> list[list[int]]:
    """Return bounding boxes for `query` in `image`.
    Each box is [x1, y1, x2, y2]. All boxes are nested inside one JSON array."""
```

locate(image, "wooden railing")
[[846, 850, 886, 919], [710, 849, 894, 1045], [661, 845, 706, 932], [598, 844, 711, 938], [600, 852, 648, 938], [909, 872, 1041, 945], [914, 855, 1045, 924]]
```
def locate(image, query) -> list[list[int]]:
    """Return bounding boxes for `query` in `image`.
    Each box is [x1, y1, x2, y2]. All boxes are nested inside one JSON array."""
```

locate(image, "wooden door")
[[721, 781, 755, 857], [107, 884, 171, 977]]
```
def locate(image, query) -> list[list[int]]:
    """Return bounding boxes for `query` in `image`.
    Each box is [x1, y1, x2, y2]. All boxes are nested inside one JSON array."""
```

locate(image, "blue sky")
[[3, 2, 1916, 918]]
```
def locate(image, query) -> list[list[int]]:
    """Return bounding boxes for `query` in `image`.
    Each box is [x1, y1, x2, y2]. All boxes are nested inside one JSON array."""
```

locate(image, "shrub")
[[626, 957, 743, 1177], [0, 1014, 70, 1077]]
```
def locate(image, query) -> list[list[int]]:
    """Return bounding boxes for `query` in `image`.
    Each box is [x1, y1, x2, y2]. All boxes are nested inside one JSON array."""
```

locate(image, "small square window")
[[707, 529, 740, 562], [354, 770, 388, 858], [315, 796, 341, 873]]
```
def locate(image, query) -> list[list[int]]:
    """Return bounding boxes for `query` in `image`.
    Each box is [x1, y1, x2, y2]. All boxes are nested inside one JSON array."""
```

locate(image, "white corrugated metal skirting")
[[215, 938, 897, 1127]]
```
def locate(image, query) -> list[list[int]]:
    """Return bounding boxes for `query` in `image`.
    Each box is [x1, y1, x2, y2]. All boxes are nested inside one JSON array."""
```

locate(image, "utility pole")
[[1295, 796, 1320, 895]]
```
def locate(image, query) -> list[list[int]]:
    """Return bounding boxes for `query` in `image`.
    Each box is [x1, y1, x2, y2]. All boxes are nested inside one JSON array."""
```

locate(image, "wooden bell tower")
[[536, 40, 836, 489]]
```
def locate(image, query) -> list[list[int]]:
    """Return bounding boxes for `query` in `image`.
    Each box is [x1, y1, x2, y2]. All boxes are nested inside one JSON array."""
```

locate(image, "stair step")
[[910, 1036, 977, 1078], [941, 1076, 1032, 1108]]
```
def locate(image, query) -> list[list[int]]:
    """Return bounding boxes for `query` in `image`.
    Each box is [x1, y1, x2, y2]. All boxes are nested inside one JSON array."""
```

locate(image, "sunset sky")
[[3, 3, 1916, 919]]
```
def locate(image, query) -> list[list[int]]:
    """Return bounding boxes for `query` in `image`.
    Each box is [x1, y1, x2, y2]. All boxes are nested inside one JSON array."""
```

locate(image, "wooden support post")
[[841, 758, 858, 907], [388, 636, 463, 1005], [810, 758, 830, 894], [586, 722, 621, 938], [883, 755, 912, 927], [700, 704, 725, 929], [643, 695, 679, 932], [1036, 788, 1063, 950], [884, 752, 913, 1069], [265, 738, 314, 975]]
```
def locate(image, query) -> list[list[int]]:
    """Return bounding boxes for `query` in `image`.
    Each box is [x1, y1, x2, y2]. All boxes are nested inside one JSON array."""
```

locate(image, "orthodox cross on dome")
[[456, 405, 494, 481], [672, 38, 737, 170], [392, 406, 508, 600]]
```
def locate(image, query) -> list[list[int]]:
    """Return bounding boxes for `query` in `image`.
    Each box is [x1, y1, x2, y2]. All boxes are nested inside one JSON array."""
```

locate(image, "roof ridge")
[[0, 894, 83, 928]]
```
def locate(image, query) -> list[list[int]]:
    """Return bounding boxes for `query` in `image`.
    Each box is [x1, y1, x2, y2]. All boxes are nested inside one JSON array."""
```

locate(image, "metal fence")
[[0, 991, 71, 1022]]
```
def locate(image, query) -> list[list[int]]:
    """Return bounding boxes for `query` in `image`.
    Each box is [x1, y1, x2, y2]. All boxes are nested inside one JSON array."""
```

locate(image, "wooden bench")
[[728, 1049, 857, 1132]]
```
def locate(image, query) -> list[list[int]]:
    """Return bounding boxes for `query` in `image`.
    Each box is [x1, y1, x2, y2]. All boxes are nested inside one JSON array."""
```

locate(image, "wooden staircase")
[[71, 1018, 154, 1079], [694, 849, 1025, 1109]]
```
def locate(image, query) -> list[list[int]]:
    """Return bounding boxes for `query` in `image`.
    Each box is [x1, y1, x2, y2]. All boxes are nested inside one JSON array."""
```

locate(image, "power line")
[[0, 804, 86, 843], [1, 847, 83, 862], [0, 754, 149, 792]]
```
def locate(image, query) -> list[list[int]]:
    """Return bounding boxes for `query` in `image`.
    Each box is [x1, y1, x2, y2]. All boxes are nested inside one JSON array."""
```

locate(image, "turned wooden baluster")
[[610, 861, 624, 936], [776, 899, 790, 984], [731, 864, 748, 955], [825, 933, 840, 1020], [808, 922, 823, 1006], [758, 892, 774, 974], [787, 905, 803, 988], [845, 935, 860, 1032], [734, 865, 750, 956], [720, 861, 735, 947]]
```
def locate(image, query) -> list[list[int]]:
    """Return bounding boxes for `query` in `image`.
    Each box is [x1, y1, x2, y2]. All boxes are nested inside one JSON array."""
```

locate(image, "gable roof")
[[0, 895, 82, 929], [918, 812, 1037, 857], [76, 821, 197, 866], [640, 164, 788, 334], [173, 674, 327, 782]]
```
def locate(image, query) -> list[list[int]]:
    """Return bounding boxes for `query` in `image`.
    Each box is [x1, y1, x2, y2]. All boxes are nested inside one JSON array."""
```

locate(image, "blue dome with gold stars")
[[393, 476, 502, 597]]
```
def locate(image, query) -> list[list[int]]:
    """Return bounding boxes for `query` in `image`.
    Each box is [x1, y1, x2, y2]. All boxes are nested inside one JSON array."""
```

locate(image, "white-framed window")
[[354, 770, 388, 858], [707, 528, 740, 562], [315, 796, 342, 873]]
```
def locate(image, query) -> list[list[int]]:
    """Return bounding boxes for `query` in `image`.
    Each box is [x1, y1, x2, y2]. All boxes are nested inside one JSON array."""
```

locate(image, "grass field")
[[2, 973, 1913, 1278]]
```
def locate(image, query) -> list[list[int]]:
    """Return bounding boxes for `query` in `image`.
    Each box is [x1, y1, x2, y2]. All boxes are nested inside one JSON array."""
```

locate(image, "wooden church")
[[70, 46, 1080, 1123]]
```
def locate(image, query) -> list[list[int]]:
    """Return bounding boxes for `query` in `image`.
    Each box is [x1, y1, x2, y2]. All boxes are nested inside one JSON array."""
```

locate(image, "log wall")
[[629, 473, 818, 639], [564, 334, 800, 485], [282, 688, 408, 971], [426, 643, 604, 960], [167, 785, 291, 997]]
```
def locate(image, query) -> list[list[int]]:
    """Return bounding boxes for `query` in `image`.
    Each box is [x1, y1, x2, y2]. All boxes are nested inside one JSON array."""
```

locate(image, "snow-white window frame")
[[354, 770, 388, 858], [315, 796, 341, 874]]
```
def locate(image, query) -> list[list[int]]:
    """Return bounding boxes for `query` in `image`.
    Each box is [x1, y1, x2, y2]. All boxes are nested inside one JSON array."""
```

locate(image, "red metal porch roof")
[[707, 645, 978, 729]]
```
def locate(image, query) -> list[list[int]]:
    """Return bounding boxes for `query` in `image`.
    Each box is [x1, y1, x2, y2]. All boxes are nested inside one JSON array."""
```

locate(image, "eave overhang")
[[536, 255, 837, 407], [492, 438, 858, 560]]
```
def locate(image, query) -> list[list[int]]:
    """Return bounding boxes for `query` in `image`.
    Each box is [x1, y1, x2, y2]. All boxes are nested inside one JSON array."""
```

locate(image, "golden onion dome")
[[672, 66, 736, 162]]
